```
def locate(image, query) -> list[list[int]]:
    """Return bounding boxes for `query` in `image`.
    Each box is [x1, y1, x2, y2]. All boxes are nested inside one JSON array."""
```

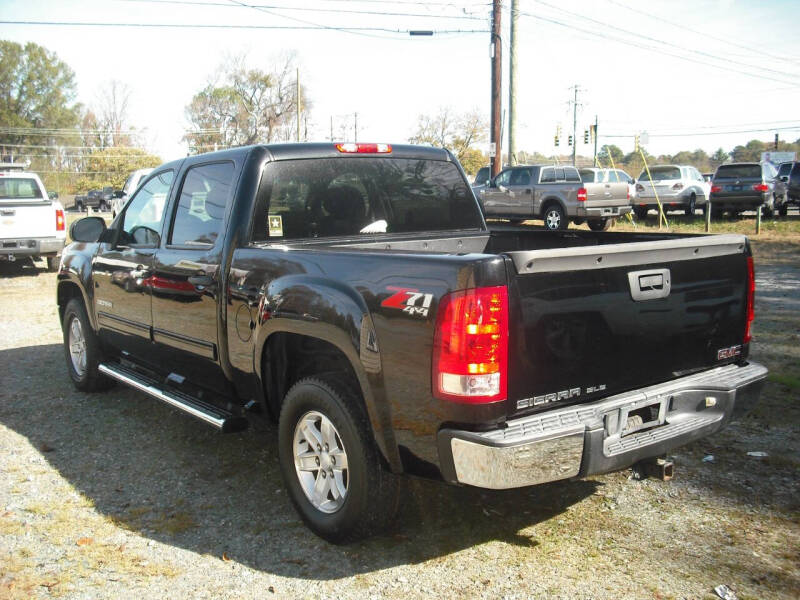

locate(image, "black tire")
[[46, 256, 59, 272], [571, 218, 585, 226], [762, 197, 774, 218], [278, 377, 399, 543], [587, 218, 611, 231], [61, 298, 113, 392], [685, 193, 696, 216], [634, 206, 648, 220], [542, 203, 567, 231]]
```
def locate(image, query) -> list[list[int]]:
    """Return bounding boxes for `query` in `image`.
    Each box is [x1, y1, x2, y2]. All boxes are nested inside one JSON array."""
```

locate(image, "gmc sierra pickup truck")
[[479, 164, 631, 231], [58, 143, 766, 542]]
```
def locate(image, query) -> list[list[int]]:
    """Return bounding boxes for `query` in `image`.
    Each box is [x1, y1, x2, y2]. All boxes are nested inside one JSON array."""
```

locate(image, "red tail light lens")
[[577, 187, 587, 202], [752, 183, 769, 192], [744, 255, 755, 344], [672, 182, 684, 190], [335, 143, 391, 154], [55, 209, 65, 231], [711, 185, 722, 193], [432, 286, 508, 403]]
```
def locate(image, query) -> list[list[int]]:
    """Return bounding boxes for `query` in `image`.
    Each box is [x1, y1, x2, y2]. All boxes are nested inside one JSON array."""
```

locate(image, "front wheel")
[[278, 377, 399, 543], [587, 218, 611, 231], [61, 298, 113, 392], [542, 204, 567, 231]]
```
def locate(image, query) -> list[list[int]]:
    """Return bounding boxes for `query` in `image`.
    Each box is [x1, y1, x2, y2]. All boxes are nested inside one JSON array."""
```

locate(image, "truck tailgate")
[[584, 181, 628, 208], [502, 234, 750, 417], [0, 200, 55, 239]]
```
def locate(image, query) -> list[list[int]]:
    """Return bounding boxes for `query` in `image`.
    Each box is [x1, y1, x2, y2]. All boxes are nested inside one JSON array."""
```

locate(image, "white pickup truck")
[[0, 164, 66, 271]]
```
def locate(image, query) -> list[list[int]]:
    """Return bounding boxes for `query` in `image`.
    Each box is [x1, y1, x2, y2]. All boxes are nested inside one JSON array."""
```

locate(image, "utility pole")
[[354, 112, 358, 142], [508, 0, 518, 166], [593, 115, 598, 166], [296, 68, 301, 142], [330, 116, 334, 142], [490, 0, 502, 178], [569, 84, 581, 166]]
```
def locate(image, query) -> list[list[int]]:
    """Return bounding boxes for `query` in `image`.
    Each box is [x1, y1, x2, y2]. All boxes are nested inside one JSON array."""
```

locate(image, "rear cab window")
[[715, 165, 761, 179], [252, 157, 482, 241], [564, 168, 581, 182], [0, 176, 44, 200]]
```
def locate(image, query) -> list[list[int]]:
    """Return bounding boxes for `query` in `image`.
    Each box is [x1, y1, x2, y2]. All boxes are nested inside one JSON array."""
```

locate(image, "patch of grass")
[[768, 373, 800, 390]]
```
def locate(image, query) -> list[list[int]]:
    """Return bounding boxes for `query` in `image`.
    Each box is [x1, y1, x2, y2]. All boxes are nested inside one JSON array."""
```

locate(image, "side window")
[[564, 168, 581, 183], [170, 162, 235, 247], [120, 170, 173, 247], [509, 168, 531, 185], [494, 169, 512, 186], [606, 170, 618, 183], [540, 168, 555, 183]]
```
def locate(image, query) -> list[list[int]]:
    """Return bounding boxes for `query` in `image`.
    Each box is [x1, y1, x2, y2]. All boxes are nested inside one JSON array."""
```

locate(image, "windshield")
[[255, 157, 483, 240], [0, 177, 43, 200], [715, 165, 761, 179], [639, 167, 681, 181]]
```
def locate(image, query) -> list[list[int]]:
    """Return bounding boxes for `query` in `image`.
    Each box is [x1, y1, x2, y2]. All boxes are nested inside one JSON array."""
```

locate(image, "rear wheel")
[[685, 193, 696, 216], [61, 298, 113, 392], [587, 218, 611, 231], [634, 206, 648, 220], [46, 256, 59, 272], [542, 204, 567, 231], [278, 377, 399, 543], [762, 197, 774, 218]]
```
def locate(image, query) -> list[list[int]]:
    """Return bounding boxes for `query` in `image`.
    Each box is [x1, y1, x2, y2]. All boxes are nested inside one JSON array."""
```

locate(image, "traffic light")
[[568, 135, 573, 146], [634, 135, 640, 152], [583, 129, 589, 144], [554, 134, 560, 146]]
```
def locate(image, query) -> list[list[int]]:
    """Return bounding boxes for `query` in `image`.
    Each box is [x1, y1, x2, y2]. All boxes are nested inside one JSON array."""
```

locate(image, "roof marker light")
[[335, 143, 392, 154]]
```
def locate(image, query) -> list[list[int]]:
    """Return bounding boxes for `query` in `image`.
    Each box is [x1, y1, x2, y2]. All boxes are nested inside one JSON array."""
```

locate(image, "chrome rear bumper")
[[438, 362, 767, 489]]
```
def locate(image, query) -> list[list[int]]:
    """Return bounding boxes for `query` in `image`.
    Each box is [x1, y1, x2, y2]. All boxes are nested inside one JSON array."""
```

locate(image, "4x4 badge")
[[381, 286, 433, 318]]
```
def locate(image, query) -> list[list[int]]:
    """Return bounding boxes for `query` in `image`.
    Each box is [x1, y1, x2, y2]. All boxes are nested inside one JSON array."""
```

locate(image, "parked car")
[[709, 162, 777, 217], [773, 161, 798, 216], [480, 164, 630, 230], [60, 142, 766, 542], [0, 163, 65, 270], [472, 166, 490, 189], [634, 165, 710, 219], [75, 186, 115, 212], [111, 168, 154, 217]]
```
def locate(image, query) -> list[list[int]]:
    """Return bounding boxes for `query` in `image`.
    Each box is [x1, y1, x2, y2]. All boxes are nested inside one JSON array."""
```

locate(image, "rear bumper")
[[577, 205, 632, 218], [1, 236, 65, 259], [636, 190, 700, 207], [710, 193, 769, 208], [438, 362, 767, 489]]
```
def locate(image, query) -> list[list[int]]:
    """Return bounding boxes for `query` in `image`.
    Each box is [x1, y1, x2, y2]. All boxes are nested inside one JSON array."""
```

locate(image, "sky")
[[2, 0, 800, 164]]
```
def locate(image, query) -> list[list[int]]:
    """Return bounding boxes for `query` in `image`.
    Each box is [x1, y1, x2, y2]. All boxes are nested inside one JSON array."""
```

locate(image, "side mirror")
[[69, 216, 107, 243]]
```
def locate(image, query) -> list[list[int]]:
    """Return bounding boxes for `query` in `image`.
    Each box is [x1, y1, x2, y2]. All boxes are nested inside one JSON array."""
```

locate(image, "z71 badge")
[[381, 286, 434, 318]]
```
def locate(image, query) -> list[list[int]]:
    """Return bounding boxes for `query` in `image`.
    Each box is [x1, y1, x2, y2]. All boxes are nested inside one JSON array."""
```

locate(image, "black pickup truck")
[[58, 143, 767, 542]]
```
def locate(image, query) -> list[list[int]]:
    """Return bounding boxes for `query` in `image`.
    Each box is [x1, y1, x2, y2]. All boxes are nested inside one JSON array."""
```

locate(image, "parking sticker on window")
[[268, 214, 283, 237]]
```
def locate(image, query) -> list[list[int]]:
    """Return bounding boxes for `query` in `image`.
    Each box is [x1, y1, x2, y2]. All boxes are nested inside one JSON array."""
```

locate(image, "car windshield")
[[0, 177, 43, 200], [715, 165, 761, 179], [639, 167, 681, 181], [255, 157, 483, 240]]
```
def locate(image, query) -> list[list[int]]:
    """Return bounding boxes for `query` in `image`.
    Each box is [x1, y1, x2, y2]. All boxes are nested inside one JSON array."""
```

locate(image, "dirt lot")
[[1, 230, 798, 599]]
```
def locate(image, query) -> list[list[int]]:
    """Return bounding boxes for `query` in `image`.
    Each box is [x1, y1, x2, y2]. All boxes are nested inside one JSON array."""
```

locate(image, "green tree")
[[0, 40, 81, 159], [74, 147, 161, 192], [597, 144, 624, 165], [711, 147, 728, 166]]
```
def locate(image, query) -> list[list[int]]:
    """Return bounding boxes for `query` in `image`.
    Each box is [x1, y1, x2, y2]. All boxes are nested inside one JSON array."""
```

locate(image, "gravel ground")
[[1, 240, 798, 600]]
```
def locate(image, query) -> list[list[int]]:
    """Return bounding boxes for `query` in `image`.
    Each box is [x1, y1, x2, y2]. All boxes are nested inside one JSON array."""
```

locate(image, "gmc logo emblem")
[[717, 345, 742, 360]]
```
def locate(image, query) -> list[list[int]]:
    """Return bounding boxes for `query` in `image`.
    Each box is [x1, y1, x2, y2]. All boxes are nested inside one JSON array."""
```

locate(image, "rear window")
[[0, 177, 43, 199], [639, 167, 681, 181], [715, 165, 761, 179], [564, 168, 581, 182], [253, 157, 482, 240]]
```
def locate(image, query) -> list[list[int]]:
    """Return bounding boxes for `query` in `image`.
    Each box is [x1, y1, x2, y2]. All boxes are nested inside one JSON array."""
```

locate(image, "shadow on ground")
[[0, 259, 48, 279], [0, 343, 599, 580]]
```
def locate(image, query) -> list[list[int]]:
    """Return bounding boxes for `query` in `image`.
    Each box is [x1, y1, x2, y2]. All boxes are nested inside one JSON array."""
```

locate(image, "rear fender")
[[253, 275, 401, 472]]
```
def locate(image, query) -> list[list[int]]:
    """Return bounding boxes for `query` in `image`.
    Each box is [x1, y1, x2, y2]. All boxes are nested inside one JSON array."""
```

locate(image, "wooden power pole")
[[490, 0, 503, 178], [508, 0, 518, 166]]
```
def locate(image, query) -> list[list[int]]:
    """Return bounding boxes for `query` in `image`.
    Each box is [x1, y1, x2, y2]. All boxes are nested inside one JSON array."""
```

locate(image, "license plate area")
[[618, 398, 667, 437]]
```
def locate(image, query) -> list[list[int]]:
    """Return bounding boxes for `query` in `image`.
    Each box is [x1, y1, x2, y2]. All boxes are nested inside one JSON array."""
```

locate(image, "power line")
[[0, 20, 487, 35], [603, 0, 800, 66], [601, 125, 800, 138], [516, 10, 800, 87]]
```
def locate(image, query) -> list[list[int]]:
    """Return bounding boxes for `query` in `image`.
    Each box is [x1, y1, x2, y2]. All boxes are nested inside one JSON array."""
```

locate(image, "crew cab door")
[[93, 170, 175, 360], [149, 161, 236, 394]]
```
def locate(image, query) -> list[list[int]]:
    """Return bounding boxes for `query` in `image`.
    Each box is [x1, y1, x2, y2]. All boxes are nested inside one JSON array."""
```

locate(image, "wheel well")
[[57, 281, 83, 323], [540, 198, 564, 216], [261, 332, 362, 420]]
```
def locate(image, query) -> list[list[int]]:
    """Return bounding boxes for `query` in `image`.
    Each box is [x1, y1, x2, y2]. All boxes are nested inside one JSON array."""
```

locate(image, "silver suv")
[[634, 165, 710, 219]]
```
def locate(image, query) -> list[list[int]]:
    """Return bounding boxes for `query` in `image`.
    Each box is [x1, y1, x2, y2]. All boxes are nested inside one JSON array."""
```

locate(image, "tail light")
[[335, 143, 391, 154], [711, 185, 722, 193], [577, 187, 587, 202], [627, 187, 630, 201], [744, 255, 755, 344], [752, 183, 769, 192], [672, 182, 684, 190], [635, 183, 644, 192], [432, 286, 508, 404], [55, 208, 65, 232]]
